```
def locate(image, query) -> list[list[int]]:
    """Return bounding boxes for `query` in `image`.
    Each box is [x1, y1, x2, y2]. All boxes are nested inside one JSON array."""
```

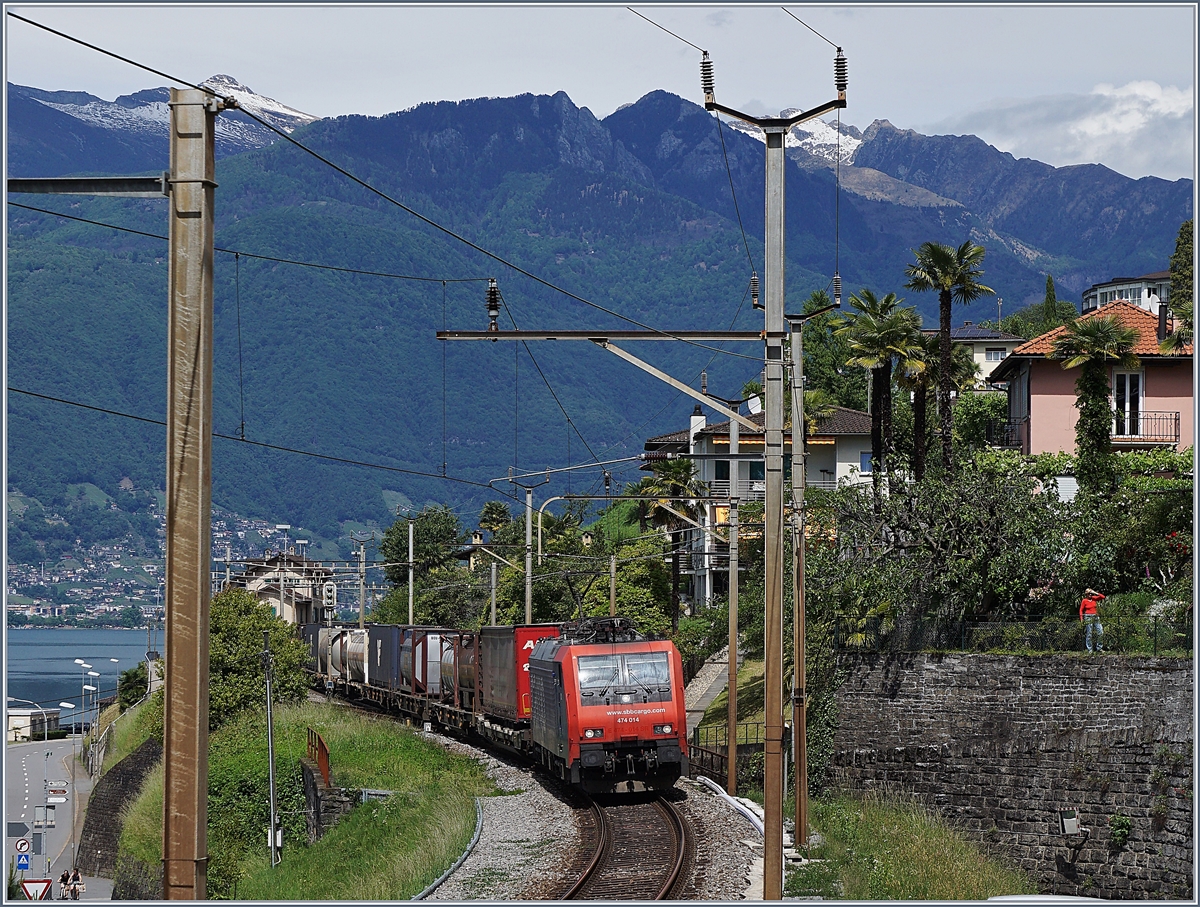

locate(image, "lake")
[[5, 627, 159, 721]]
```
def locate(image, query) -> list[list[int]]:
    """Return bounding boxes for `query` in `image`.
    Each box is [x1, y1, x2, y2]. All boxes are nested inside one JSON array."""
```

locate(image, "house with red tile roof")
[[988, 301, 1193, 455]]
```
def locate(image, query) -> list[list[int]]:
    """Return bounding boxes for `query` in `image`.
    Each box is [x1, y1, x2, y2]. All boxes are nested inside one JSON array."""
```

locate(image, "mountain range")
[[6, 76, 1192, 552]]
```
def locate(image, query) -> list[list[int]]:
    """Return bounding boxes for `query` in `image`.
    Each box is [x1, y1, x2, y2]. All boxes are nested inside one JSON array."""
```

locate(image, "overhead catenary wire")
[[499, 287, 605, 469], [6, 202, 489, 284], [6, 12, 763, 365], [8, 386, 521, 502]]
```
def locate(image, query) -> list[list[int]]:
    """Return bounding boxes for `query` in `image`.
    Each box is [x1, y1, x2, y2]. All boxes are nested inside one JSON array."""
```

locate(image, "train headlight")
[[653, 724, 673, 735], [584, 728, 604, 739]]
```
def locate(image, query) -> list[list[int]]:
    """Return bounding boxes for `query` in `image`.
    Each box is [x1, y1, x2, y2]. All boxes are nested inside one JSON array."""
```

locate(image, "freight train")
[[300, 616, 689, 793]]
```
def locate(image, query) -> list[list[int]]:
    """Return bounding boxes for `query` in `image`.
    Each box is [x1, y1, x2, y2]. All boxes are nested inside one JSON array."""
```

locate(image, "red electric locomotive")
[[528, 617, 689, 793]]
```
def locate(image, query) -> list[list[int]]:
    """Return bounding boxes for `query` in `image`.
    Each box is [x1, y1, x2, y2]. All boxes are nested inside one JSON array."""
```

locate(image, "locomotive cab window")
[[577, 652, 673, 704], [577, 655, 620, 699]]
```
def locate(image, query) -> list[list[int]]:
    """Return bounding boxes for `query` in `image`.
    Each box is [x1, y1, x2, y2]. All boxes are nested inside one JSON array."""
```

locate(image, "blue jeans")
[[1084, 614, 1103, 652]]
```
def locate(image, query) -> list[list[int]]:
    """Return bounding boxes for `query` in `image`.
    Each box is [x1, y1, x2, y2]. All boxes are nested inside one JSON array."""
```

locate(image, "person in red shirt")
[[1080, 588, 1105, 653]]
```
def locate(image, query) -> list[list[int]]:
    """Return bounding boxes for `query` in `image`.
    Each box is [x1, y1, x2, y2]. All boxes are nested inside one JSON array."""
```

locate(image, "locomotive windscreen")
[[577, 652, 673, 704]]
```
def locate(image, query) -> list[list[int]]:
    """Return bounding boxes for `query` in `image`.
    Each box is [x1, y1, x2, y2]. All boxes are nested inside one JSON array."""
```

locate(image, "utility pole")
[[506, 472, 549, 624], [407, 517, 415, 625], [490, 562, 498, 626], [262, 631, 280, 867], [727, 496, 739, 797], [702, 49, 846, 900], [162, 86, 229, 901], [358, 539, 367, 628]]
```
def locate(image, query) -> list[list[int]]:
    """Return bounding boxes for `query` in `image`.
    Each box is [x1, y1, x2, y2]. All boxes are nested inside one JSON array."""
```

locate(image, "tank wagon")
[[303, 617, 689, 792]]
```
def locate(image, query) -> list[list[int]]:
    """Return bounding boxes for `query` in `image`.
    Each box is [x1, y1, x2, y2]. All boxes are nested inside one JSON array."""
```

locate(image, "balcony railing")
[[708, 475, 839, 499], [986, 417, 1028, 449], [1112, 411, 1180, 445]]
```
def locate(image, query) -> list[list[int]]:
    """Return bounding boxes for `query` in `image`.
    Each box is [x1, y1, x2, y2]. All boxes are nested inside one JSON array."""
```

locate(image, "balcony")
[[986, 417, 1028, 450], [1112, 411, 1181, 446], [707, 479, 766, 501]]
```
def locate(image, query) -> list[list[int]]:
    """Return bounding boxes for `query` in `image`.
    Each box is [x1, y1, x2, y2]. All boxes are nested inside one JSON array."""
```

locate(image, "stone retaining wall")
[[78, 737, 161, 878], [832, 653, 1193, 899]]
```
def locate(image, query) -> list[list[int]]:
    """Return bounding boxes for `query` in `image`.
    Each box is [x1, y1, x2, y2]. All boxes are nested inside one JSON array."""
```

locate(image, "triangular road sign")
[[21, 879, 52, 900]]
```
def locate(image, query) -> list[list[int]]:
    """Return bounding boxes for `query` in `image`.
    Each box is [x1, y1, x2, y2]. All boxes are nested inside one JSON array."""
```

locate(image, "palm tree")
[[904, 241, 995, 471], [623, 477, 656, 533], [896, 330, 939, 480], [1053, 315, 1140, 498], [837, 290, 925, 500], [642, 459, 708, 634]]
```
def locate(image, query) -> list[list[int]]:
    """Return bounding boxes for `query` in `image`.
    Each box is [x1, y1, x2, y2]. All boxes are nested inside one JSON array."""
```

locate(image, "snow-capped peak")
[[200, 74, 317, 132], [723, 111, 862, 166]]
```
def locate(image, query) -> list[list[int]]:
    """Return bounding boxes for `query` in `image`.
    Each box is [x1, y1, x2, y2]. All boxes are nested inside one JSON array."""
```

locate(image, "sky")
[[3, 3, 1197, 181]]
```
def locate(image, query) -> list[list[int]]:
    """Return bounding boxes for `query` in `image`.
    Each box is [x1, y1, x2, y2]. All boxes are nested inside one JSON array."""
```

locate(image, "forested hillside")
[[7, 85, 1191, 549]]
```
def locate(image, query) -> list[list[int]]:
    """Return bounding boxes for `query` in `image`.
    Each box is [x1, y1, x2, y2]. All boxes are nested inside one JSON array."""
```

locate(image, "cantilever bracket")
[[594, 340, 759, 431]]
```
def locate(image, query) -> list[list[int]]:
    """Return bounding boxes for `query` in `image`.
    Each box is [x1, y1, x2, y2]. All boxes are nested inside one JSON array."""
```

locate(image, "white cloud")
[[923, 81, 1194, 181]]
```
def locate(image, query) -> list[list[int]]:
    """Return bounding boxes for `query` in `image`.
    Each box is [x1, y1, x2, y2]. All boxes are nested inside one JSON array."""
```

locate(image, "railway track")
[[564, 792, 692, 900]]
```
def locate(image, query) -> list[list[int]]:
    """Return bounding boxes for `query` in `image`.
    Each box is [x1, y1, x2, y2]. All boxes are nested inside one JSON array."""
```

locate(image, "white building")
[[644, 403, 871, 607], [1081, 270, 1171, 316], [6, 707, 61, 743]]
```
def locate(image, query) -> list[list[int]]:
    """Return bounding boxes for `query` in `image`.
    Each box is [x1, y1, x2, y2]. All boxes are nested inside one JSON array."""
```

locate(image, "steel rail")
[[562, 796, 608, 899]]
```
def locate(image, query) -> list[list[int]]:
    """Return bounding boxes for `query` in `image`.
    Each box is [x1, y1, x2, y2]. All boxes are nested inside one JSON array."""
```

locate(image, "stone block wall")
[[832, 654, 1193, 900], [300, 757, 355, 843], [78, 737, 161, 878]]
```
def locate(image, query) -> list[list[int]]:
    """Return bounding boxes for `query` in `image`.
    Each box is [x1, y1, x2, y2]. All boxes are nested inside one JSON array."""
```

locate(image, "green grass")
[[786, 791, 1036, 900], [116, 700, 496, 900], [103, 699, 158, 770], [698, 659, 766, 727]]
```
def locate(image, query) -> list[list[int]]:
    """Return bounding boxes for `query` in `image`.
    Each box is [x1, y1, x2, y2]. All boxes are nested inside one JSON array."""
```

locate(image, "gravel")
[[420, 651, 761, 900]]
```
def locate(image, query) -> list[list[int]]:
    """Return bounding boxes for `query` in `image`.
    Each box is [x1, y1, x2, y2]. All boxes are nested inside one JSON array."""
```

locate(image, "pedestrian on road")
[[1080, 587, 1105, 653]]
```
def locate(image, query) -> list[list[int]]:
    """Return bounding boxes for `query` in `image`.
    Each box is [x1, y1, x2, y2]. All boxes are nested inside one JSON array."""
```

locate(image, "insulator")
[[701, 53, 715, 100], [486, 277, 500, 335], [751, 272, 761, 310], [834, 49, 848, 94], [700, 369, 708, 395], [832, 273, 842, 308]]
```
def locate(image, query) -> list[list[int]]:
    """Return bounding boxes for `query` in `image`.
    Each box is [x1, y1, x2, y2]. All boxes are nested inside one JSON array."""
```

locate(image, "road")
[[5, 736, 112, 898]]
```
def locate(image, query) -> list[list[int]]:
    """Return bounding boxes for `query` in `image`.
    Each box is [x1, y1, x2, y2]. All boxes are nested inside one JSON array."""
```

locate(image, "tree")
[[837, 289, 924, 501], [1052, 315, 1140, 499], [904, 241, 995, 472], [896, 330, 937, 480], [1168, 220, 1193, 320], [117, 661, 148, 712], [1044, 274, 1058, 326], [641, 459, 708, 634], [379, 505, 466, 587], [478, 500, 512, 534], [799, 290, 868, 411], [1161, 221, 1193, 353], [207, 588, 311, 731]]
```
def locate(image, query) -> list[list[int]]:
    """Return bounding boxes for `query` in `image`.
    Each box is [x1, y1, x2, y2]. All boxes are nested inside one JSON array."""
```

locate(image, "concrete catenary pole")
[[162, 87, 222, 900], [761, 123, 788, 900]]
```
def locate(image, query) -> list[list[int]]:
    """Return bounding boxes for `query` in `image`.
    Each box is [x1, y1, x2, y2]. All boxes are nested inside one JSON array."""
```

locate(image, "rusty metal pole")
[[609, 554, 617, 617], [727, 496, 739, 796], [162, 87, 221, 900]]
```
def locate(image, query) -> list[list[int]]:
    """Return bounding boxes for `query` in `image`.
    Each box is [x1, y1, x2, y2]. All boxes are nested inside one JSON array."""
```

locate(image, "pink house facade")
[[989, 301, 1193, 455]]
